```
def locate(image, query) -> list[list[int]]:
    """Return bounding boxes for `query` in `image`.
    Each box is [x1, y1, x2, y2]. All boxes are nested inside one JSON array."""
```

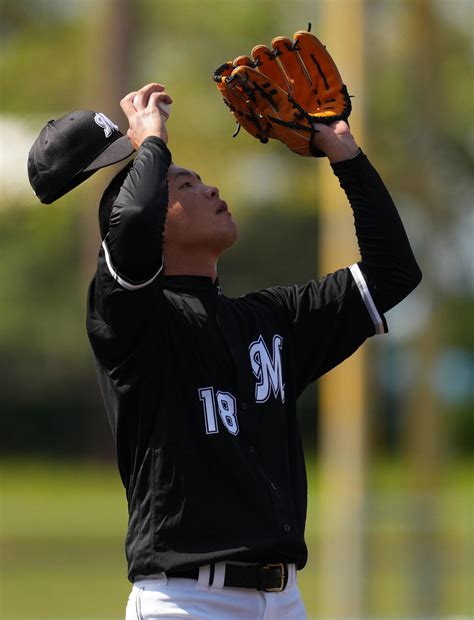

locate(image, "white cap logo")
[[94, 112, 119, 138]]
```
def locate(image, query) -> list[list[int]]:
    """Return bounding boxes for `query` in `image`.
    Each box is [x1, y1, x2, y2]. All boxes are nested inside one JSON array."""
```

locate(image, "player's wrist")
[[309, 121, 359, 162], [316, 132, 359, 163], [135, 130, 168, 149], [326, 142, 360, 164]]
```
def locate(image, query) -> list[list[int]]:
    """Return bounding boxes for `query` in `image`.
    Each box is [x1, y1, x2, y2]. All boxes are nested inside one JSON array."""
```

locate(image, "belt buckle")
[[262, 562, 286, 592]]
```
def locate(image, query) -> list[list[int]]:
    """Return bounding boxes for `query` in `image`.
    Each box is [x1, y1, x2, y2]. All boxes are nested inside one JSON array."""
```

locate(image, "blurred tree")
[[0, 2, 473, 616], [80, 0, 137, 280], [0, 0, 472, 468], [0, 0, 93, 116], [365, 0, 473, 615], [366, 0, 473, 458]]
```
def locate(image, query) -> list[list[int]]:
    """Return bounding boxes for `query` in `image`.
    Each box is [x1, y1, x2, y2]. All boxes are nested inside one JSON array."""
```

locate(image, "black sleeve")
[[251, 269, 386, 396], [105, 135, 172, 284], [249, 151, 421, 395], [86, 137, 171, 363], [331, 151, 422, 313]]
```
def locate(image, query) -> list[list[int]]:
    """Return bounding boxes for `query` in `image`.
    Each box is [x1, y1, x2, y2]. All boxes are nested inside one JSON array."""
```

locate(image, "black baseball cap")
[[27, 109, 135, 204]]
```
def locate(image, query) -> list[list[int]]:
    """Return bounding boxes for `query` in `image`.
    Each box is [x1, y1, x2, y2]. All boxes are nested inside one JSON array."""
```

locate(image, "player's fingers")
[[133, 84, 166, 109], [148, 92, 173, 109], [120, 91, 138, 116], [311, 123, 330, 134], [133, 92, 147, 109], [137, 83, 166, 104], [137, 82, 165, 94]]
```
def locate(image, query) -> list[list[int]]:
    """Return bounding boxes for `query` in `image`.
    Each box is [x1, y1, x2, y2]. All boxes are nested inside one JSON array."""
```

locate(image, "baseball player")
[[85, 72, 421, 619]]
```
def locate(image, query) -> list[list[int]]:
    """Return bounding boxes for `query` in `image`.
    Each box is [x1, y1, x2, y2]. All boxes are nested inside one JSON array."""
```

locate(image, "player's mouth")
[[216, 200, 230, 214]]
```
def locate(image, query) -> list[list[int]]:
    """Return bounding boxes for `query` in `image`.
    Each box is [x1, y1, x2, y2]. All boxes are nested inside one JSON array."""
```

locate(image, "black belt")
[[167, 562, 289, 592]]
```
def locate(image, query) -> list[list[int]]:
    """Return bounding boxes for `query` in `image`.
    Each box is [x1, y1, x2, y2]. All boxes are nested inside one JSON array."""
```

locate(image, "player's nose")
[[204, 185, 219, 199]]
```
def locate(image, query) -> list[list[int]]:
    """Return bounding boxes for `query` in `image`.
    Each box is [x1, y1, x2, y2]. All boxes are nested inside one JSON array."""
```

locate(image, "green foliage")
[[0, 0, 472, 458], [0, 2, 92, 116], [1, 457, 472, 618], [0, 201, 84, 356]]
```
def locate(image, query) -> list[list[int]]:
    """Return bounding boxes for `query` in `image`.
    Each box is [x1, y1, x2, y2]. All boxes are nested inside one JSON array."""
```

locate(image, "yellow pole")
[[317, 1, 367, 616], [402, 2, 443, 614]]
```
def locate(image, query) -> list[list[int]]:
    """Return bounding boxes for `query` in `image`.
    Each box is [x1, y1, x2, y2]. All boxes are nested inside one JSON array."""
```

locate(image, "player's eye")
[[179, 181, 192, 189]]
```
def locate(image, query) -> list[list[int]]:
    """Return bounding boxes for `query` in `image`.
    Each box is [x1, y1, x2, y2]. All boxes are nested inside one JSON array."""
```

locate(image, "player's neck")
[[164, 253, 218, 282]]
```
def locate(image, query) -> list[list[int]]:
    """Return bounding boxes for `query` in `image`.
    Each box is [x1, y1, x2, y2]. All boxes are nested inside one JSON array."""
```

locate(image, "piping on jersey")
[[102, 241, 384, 334], [349, 263, 386, 335], [102, 239, 163, 291]]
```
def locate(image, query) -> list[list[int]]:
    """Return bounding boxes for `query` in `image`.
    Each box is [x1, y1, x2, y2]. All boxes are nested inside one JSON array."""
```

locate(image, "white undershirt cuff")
[[102, 240, 162, 291], [349, 263, 387, 335]]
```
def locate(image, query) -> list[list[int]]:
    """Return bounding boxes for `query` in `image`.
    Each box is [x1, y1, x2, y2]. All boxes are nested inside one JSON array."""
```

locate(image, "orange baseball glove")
[[213, 27, 352, 157]]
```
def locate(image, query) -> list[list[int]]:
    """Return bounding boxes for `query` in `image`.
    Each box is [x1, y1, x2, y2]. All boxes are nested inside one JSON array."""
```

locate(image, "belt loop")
[[287, 563, 295, 588], [211, 562, 226, 589], [197, 564, 211, 588]]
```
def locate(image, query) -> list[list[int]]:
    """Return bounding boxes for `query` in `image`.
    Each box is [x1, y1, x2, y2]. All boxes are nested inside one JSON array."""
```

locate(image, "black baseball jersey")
[[87, 138, 421, 582]]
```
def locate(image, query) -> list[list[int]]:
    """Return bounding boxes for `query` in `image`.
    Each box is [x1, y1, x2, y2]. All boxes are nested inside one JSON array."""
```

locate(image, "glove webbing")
[[217, 53, 350, 143]]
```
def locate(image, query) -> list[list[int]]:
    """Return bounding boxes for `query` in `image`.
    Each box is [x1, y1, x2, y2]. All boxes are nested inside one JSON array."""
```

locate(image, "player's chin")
[[227, 218, 239, 244], [217, 218, 239, 249]]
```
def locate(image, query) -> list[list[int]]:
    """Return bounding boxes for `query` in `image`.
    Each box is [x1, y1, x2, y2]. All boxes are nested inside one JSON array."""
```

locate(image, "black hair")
[[98, 160, 134, 239]]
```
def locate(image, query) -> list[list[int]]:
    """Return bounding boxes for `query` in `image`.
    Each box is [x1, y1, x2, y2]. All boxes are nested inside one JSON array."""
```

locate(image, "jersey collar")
[[161, 275, 222, 296]]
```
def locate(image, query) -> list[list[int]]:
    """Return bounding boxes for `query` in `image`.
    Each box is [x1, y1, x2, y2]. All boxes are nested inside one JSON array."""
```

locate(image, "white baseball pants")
[[125, 563, 307, 619]]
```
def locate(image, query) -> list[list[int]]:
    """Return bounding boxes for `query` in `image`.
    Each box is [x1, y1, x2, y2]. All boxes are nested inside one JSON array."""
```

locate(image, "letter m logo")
[[94, 112, 119, 138], [249, 334, 285, 404]]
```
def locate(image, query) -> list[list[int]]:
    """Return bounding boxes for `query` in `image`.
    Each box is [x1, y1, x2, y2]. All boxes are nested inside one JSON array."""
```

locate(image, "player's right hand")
[[120, 83, 173, 149], [310, 120, 359, 163]]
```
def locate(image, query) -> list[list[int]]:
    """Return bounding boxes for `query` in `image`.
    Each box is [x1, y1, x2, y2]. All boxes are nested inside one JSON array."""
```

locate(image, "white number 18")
[[198, 387, 239, 436]]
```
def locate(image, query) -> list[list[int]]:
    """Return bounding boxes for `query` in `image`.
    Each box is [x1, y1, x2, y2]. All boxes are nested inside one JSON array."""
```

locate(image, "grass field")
[[0, 457, 472, 619]]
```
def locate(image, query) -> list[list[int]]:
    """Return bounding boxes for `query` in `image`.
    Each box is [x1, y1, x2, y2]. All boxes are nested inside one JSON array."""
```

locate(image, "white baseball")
[[133, 95, 170, 119], [158, 102, 171, 118]]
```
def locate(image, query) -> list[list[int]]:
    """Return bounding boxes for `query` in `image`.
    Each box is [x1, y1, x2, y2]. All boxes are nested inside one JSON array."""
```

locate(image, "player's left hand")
[[310, 120, 360, 164], [213, 29, 353, 157]]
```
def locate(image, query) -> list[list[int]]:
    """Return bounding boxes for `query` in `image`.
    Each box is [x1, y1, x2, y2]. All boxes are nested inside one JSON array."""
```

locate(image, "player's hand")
[[120, 83, 173, 149], [310, 120, 360, 163]]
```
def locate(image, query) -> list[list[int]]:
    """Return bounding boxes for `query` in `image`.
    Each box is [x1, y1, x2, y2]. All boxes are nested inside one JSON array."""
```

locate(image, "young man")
[[87, 83, 421, 619]]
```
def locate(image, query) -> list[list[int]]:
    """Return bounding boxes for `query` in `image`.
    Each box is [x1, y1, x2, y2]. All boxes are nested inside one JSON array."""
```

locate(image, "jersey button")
[[241, 402, 248, 411], [270, 482, 277, 490], [249, 445, 255, 454], [284, 524, 291, 533]]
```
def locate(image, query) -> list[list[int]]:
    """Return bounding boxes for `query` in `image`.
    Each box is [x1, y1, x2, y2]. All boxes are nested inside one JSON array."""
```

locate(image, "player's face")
[[164, 165, 238, 255]]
